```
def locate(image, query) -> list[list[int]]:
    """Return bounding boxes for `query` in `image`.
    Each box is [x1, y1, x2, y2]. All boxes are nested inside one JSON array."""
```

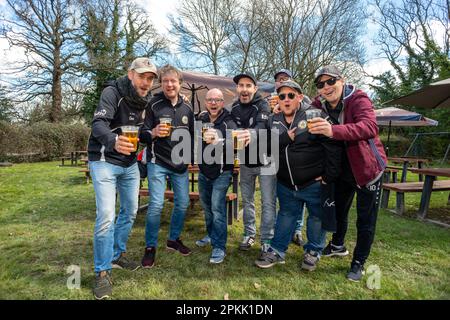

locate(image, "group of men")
[[88, 57, 386, 300]]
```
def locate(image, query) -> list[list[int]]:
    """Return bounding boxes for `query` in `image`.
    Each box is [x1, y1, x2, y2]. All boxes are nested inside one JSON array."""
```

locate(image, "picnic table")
[[388, 157, 429, 182], [61, 150, 88, 166], [408, 168, 450, 219]]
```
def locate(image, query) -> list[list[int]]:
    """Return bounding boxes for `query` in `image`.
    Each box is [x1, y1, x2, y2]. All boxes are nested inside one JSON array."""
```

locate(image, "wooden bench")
[[138, 189, 238, 225], [79, 169, 90, 184], [383, 168, 399, 183], [60, 156, 72, 166], [381, 180, 450, 215]]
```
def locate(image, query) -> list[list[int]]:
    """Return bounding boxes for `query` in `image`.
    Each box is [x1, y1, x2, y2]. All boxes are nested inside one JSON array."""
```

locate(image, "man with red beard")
[[230, 73, 276, 259]]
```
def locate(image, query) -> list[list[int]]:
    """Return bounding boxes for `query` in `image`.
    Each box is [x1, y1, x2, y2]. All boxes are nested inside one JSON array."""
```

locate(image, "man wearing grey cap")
[[309, 65, 387, 281], [88, 57, 157, 299], [230, 72, 276, 257], [255, 80, 342, 271]]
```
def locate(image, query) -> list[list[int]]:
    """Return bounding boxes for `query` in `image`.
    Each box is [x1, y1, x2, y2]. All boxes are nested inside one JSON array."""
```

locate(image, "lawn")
[[0, 162, 449, 300]]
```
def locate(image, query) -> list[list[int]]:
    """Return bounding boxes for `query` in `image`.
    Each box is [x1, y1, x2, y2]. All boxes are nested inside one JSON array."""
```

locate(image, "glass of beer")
[[306, 109, 322, 129], [121, 125, 139, 152], [232, 129, 246, 150], [202, 123, 215, 143], [269, 92, 279, 111], [160, 117, 172, 137]]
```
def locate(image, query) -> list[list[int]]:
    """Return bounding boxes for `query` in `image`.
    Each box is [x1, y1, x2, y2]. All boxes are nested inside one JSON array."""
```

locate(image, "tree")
[[0, 0, 84, 122], [0, 85, 14, 122], [369, 0, 450, 104]]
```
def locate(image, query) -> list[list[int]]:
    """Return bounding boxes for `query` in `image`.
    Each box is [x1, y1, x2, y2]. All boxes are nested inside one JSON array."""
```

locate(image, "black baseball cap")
[[233, 73, 257, 86], [276, 80, 303, 94], [314, 65, 342, 84], [274, 69, 293, 80]]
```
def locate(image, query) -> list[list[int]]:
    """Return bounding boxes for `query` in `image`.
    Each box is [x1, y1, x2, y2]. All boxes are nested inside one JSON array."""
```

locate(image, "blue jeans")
[[145, 163, 189, 247], [90, 161, 140, 273], [271, 182, 327, 259], [294, 205, 305, 234], [198, 171, 232, 251]]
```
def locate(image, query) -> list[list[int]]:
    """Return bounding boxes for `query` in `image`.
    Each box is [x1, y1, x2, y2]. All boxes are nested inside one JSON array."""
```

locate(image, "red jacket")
[[312, 85, 387, 187]]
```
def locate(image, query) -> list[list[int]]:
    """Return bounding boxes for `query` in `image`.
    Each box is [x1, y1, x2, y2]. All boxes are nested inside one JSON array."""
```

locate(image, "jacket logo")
[[298, 120, 307, 129], [261, 114, 268, 120], [94, 109, 107, 117], [182, 116, 189, 124], [323, 198, 335, 207]]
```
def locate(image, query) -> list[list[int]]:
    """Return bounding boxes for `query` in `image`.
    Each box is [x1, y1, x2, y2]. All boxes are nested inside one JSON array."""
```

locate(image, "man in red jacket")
[[308, 65, 387, 281]]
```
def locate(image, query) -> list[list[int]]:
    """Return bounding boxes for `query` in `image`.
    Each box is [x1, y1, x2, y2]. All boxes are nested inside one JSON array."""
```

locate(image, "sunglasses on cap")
[[315, 77, 340, 89], [279, 92, 297, 101]]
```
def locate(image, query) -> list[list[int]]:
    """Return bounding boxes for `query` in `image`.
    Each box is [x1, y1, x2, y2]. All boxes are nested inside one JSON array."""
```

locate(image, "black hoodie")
[[87, 76, 151, 167], [230, 92, 270, 168], [139, 92, 194, 173], [197, 109, 237, 180]]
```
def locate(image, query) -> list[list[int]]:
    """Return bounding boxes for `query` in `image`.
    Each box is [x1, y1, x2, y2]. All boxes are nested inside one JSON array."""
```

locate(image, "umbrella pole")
[[386, 120, 392, 157]]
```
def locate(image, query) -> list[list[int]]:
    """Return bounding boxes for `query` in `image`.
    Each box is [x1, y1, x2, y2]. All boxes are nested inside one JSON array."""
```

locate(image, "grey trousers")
[[239, 164, 277, 243]]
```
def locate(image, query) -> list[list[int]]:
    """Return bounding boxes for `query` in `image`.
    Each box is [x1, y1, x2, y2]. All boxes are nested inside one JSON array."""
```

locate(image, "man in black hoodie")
[[139, 65, 195, 268], [196, 88, 240, 264], [88, 57, 157, 300], [230, 73, 277, 258]]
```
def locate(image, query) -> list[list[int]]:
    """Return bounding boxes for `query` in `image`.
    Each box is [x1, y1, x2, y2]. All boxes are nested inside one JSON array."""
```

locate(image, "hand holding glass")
[[159, 117, 172, 137], [306, 109, 322, 129], [121, 125, 139, 151]]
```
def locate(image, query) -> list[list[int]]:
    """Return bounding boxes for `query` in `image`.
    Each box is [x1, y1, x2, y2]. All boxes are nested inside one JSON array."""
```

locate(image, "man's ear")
[[128, 70, 134, 81], [254, 85, 259, 92]]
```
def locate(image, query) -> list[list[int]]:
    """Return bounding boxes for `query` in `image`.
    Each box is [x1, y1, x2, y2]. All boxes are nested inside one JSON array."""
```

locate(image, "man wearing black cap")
[[309, 65, 387, 281], [89, 57, 157, 299], [230, 73, 276, 257], [255, 80, 342, 271]]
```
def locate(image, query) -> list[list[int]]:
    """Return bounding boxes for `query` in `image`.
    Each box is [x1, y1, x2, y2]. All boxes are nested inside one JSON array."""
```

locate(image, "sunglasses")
[[206, 98, 224, 104], [279, 92, 297, 101], [315, 77, 339, 89]]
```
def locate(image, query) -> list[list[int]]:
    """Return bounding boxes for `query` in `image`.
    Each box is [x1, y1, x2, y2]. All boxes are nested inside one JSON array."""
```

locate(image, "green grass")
[[0, 162, 449, 300]]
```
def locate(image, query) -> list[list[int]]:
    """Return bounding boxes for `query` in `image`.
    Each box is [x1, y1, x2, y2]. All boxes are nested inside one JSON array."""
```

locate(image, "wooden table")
[[408, 168, 450, 218], [388, 157, 429, 182]]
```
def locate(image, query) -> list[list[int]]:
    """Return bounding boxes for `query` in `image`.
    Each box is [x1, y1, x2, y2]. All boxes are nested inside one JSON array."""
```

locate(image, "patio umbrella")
[[375, 107, 439, 156], [384, 78, 450, 109]]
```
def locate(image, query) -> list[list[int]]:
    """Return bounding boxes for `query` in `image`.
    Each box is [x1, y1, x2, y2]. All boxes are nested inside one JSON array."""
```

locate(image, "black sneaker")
[[166, 238, 192, 256], [239, 236, 255, 251], [93, 271, 112, 300], [141, 247, 156, 268], [112, 253, 140, 271], [322, 241, 349, 257], [347, 261, 365, 282], [254, 248, 285, 269]]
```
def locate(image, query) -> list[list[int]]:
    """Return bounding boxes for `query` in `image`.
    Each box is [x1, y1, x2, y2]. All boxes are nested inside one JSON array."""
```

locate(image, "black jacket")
[[87, 76, 151, 167], [139, 92, 194, 173], [197, 109, 237, 180], [269, 105, 342, 191], [230, 93, 270, 168]]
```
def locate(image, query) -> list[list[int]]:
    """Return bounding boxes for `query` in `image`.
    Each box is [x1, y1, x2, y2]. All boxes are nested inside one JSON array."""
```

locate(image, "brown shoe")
[[141, 247, 156, 268], [166, 238, 192, 256]]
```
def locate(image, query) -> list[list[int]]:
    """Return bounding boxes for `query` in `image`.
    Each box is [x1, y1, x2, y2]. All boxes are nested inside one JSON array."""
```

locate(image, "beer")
[[160, 117, 172, 137], [202, 123, 214, 142], [232, 130, 245, 150], [269, 92, 279, 110], [121, 125, 139, 151], [306, 109, 322, 129]]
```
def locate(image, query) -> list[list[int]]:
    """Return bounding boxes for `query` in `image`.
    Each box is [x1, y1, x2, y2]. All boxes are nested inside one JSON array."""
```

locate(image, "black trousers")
[[331, 177, 382, 265]]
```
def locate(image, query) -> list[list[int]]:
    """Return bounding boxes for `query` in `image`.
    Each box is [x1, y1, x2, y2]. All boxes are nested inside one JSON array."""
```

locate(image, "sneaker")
[[141, 247, 156, 268], [239, 236, 255, 251], [195, 235, 211, 247], [322, 241, 349, 257], [93, 271, 112, 300], [347, 261, 365, 282], [254, 248, 285, 269], [209, 248, 226, 264], [166, 238, 192, 256], [257, 243, 271, 261], [292, 231, 304, 246], [301, 250, 320, 271], [112, 253, 140, 271]]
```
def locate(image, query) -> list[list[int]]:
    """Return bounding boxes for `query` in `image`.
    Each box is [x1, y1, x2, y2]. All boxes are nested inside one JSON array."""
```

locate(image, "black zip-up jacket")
[[230, 92, 270, 168], [139, 92, 194, 173], [88, 76, 150, 167], [269, 105, 342, 191], [197, 109, 237, 180]]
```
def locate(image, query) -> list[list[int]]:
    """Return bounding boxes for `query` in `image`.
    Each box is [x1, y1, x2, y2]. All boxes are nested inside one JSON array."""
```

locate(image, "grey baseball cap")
[[314, 65, 342, 83], [276, 80, 303, 94], [274, 69, 293, 80], [233, 72, 257, 86], [129, 57, 158, 76]]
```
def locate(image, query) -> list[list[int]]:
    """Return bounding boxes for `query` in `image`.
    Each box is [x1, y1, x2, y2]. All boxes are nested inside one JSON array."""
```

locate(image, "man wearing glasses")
[[230, 72, 276, 259], [255, 80, 342, 271], [308, 65, 387, 281]]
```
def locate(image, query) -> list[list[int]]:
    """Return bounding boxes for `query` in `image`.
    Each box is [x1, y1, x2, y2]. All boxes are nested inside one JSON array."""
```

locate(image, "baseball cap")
[[314, 65, 342, 84], [233, 72, 257, 86], [274, 69, 293, 80], [129, 57, 158, 76], [276, 80, 303, 94]]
